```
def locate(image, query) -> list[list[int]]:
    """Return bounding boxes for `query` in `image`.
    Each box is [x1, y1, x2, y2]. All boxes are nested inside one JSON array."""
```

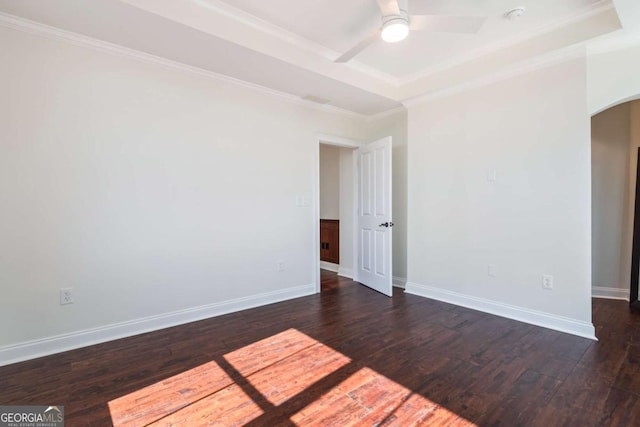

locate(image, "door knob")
[[379, 222, 394, 228]]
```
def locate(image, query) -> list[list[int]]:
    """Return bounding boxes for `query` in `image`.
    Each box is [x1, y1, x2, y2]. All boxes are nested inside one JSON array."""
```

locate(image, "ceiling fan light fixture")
[[505, 7, 526, 21], [381, 17, 409, 43]]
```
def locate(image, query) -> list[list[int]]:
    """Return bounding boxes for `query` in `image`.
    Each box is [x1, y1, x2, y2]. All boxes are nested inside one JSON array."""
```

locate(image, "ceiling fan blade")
[[334, 31, 380, 63], [410, 15, 487, 34], [377, 0, 401, 16]]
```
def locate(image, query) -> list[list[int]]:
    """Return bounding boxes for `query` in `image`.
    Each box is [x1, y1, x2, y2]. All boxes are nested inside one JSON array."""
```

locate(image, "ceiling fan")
[[335, 0, 488, 63]]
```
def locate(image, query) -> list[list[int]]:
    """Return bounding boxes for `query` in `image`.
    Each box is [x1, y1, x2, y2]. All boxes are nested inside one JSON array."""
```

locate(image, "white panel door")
[[356, 136, 392, 296]]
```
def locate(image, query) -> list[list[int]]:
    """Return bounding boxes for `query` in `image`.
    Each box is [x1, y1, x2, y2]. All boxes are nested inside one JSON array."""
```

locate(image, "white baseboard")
[[320, 261, 339, 273], [592, 286, 629, 301], [0, 284, 315, 367], [337, 267, 353, 279], [405, 282, 597, 340], [393, 276, 407, 289]]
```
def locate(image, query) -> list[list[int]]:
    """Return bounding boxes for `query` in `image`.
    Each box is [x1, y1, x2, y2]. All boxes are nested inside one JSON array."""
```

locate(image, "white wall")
[[319, 144, 340, 219], [14, 4, 640, 361], [0, 25, 366, 363], [406, 58, 594, 338], [365, 109, 408, 284], [591, 103, 631, 296], [588, 44, 640, 115]]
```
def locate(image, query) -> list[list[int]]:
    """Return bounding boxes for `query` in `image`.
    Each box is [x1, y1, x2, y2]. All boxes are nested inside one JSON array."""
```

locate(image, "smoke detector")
[[505, 7, 526, 21]]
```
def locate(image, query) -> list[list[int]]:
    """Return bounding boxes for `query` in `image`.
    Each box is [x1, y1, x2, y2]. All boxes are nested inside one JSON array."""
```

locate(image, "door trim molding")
[[314, 134, 360, 293], [630, 147, 640, 309]]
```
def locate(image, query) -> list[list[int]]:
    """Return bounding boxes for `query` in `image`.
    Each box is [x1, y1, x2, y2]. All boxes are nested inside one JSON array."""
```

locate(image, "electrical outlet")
[[60, 288, 74, 305], [277, 261, 286, 272], [542, 275, 554, 290]]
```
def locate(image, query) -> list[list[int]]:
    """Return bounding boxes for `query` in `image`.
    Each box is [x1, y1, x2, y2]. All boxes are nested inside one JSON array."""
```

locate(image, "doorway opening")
[[313, 134, 395, 296], [315, 135, 359, 293], [591, 100, 640, 304]]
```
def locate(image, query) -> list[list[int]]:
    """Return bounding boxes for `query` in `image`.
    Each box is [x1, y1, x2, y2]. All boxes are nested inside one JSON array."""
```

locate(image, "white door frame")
[[313, 133, 360, 293]]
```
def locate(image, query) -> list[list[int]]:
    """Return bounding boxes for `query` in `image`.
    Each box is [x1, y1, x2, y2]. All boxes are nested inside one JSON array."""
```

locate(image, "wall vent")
[[302, 94, 331, 104]]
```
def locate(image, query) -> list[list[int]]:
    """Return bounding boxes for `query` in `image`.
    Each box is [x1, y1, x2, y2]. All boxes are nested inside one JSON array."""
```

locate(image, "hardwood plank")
[[148, 383, 265, 426], [108, 360, 234, 426], [240, 342, 351, 406]]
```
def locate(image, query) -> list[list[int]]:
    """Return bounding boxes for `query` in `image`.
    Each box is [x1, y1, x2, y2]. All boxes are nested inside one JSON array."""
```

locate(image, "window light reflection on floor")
[[108, 328, 476, 426]]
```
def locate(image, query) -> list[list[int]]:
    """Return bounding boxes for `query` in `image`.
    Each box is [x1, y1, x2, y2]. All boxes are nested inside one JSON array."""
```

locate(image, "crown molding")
[[402, 44, 586, 107], [364, 105, 407, 122], [128, 0, 400, 86], [190, 0, 338, 58], [193, 0, 615, 90], [0, 11, 368, 121], [586, 30, 640, 55], [208, 0, 399, 85], [1, 2, 620, 123], [397, 0, 615, 86]]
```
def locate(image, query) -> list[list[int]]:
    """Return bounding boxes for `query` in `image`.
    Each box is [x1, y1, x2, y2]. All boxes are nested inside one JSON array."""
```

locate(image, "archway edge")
[[588, 44, 640, 116]]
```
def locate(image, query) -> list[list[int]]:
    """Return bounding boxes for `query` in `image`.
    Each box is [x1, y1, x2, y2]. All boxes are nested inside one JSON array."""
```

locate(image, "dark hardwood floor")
[[2, 271, 640, 426], [320, 268, 353, 291]]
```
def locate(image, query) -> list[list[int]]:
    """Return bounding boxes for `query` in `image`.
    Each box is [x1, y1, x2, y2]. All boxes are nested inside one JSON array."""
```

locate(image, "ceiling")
[[0, 0, 631, 116], [219, 0, 604, 77]]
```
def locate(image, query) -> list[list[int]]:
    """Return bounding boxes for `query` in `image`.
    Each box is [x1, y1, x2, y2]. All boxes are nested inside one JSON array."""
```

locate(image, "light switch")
[[296, 196, 310, 207]]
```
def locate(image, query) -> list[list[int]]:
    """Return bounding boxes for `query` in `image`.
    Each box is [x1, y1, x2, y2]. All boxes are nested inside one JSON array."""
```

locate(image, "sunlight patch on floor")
[[224, 329, 352, 406], [147, 383, 263, 426], [108, 359, 238, 426], [108, 328, 476, 426], [292, 367, 475, 426]]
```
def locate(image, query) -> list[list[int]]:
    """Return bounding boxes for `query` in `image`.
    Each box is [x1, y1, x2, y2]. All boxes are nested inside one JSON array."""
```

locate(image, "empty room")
[[2, 0, 640, 425]]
